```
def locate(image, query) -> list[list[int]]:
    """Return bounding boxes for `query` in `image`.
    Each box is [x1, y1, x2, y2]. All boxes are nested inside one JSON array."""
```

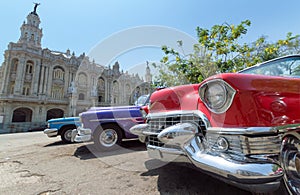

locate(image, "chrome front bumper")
[[130, 123, 283, 193], [43, 128, 58, 137], [71, 127, 92, 142]]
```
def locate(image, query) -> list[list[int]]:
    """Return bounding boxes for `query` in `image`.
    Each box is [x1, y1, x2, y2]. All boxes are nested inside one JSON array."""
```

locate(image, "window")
[[98, 96, 102, 103], [113, 81, 119, 93], [30, 34, 34, 41], [78, 73, 87, 86], [78, 93, 85, 100], [53, 67, 65, 80], [98, 77, 105, 90], [240, 56, 300, 77], [125, 84, 131, 94], [51, 86, 63, 99], [26, 61, 34, 74], [22, 86, 30, 96], [11, 59, 18, 72], [12, 108, 32, 122]]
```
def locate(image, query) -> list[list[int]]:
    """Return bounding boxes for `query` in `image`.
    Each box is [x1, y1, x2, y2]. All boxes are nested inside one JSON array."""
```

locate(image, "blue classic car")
[[72, 95, 149, 151], [44, 117, 81, 143]]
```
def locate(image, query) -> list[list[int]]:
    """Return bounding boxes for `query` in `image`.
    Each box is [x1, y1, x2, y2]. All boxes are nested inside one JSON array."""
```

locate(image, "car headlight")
[[199, 79, 236, 113]]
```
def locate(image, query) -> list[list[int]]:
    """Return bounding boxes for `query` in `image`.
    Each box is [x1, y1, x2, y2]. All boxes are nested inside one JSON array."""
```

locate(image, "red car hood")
[[149, 84, 200, 113], [203, 73, 300, 127], [149, 73, 300, 128]]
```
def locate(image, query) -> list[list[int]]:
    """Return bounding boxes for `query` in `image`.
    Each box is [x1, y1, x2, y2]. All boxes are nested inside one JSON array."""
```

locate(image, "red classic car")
[[130, 55, 300, 194]]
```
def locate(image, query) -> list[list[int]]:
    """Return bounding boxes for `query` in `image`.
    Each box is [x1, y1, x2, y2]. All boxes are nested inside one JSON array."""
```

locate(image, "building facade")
[[0, 5, 152, 133]]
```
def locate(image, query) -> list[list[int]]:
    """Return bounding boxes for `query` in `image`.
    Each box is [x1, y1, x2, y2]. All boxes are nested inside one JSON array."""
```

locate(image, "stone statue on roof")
[[32, 3, 40, 14]]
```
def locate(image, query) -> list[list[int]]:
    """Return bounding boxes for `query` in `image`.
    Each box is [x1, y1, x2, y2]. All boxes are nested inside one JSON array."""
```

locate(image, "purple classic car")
[[72, 96, 149, 151]]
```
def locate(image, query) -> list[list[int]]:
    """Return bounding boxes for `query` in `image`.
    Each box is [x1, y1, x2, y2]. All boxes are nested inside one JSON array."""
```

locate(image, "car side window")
[[290, 61, 300, 76], [241, 56, 300, 77]]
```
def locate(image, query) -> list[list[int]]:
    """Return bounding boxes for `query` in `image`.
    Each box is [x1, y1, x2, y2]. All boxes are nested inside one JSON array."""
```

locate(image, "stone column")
[[32, 59, 41, 95], [14, 56, 25, 95], [46, 66, 53, 97], [64, 69, 70, 96], [38, 65, 45, 94], [0, 54, 11, 94], [43, 66, 49, 94]]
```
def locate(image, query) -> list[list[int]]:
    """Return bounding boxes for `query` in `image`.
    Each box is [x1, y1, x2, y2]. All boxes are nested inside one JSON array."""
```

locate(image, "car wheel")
[[94, 124, 122, 151], [61, 127, 74, 143], [280, 135, 300, 195]]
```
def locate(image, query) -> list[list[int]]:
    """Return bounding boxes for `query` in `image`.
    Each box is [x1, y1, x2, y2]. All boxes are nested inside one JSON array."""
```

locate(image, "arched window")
[[26, 60, 34, 74], [113, 80, 119, 93], [46, 108, 64, 120], [98, 96, 103, 103], [78, 93, 85, 100], [125, 84, 131, 94], [98, 77, 105, 91], [78, 73, 87, 87], [30, 34, 34, 41], [12, 108, 32, 122], [53, 67, 65, 80]]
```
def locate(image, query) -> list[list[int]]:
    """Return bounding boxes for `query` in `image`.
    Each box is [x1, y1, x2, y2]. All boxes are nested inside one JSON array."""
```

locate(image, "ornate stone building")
[[0, 5, 152, 133]]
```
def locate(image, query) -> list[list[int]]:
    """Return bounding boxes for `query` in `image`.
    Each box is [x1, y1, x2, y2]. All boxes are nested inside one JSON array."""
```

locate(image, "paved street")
[[0, 132, 285, 195]]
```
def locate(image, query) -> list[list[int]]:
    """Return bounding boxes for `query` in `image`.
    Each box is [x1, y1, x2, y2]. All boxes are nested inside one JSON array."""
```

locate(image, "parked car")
[[130, 55, 300, 194], [44, 117, 81, 143], [72, 95, 149, 151]]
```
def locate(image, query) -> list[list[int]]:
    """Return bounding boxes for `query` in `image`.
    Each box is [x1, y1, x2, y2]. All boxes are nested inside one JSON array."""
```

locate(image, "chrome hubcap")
[[281, 136, 300, 194], [64, 129, 72, 141], [99, 129, 118, 147]]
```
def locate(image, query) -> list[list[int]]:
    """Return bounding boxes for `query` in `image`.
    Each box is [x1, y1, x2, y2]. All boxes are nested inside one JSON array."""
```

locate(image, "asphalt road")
[[0, 132, 286, 195]]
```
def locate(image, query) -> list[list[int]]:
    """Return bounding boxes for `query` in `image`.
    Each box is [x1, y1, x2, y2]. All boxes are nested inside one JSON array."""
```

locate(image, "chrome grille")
[[206, 133, 282, 155], [147, 113, 206, 147], [240, 135, 282, 154], [148, 135, 164, 147]]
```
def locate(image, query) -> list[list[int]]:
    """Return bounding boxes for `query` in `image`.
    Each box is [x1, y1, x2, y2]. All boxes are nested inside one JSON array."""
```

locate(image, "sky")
[[1, 0, 300, 78]]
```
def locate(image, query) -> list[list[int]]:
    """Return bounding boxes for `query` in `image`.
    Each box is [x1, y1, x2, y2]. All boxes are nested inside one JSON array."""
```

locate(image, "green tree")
[[155, 20, 252, 86], [235, 33, 300, 70], [197, 20, 251, 73], [154, 20, 300, 87]]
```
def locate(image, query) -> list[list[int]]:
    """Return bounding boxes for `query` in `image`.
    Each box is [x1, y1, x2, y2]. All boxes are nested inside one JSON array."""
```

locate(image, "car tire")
[[93, 124, 122, 151], [61, 127, 75, 143]]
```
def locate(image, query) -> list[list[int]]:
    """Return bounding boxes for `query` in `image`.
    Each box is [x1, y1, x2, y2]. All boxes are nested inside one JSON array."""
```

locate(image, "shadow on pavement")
[[142, 161, 252, 195], [43, 140, 76, 147], [73, 140, 146, 160]]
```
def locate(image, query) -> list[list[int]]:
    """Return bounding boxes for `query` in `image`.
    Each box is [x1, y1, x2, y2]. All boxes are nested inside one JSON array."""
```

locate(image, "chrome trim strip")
[[51, 121, 78, 125], [207, 123, 300, 135], [147, 144, 185, 155], [90, 117, 143, 123]]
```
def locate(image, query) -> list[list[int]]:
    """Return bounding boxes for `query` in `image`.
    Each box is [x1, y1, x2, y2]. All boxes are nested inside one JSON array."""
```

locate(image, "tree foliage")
[[153, 20, 300, 87]]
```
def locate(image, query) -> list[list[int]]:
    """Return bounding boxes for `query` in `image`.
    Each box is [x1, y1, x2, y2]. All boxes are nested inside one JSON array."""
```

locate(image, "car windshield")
[[240, 56, 300, 77], [134, 95, 150, 106]]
